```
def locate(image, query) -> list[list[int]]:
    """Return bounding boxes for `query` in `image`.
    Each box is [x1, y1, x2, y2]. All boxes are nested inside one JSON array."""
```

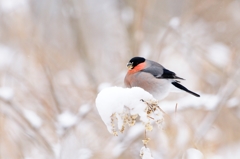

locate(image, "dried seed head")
[[145, 123, 153, 131], [142, 138, 150, 145], [131, 114, 138, 119]]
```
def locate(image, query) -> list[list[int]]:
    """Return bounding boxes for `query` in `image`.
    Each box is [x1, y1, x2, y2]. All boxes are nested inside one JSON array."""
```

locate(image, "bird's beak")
[[127, 62, 133, 70]]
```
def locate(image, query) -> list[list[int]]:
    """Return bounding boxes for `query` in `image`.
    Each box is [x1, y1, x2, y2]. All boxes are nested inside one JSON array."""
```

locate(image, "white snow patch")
[[23, 109, 42, 128], [0, 45, 25, 72], [0, 45, 15, 68], [97, 82, 112, 92], [0, 0, 29, 13], [174, 115, 191, 147], [179, 94, 219, 110], [0, 87, 14, 101], [160, 94, 219, 112], [184, 148, 204, 159], [52, 143, 61, 158], [169, 17, 180, 29], [227, 97, 239, 108], [140, 147, 154, 159], [78, 148, 92, 159], [78, 104, 91, 116], [58, 111, 77, 128], [207, 43, 230, 67], [112, 123, 144, 157], [95, 86, 160, 134]]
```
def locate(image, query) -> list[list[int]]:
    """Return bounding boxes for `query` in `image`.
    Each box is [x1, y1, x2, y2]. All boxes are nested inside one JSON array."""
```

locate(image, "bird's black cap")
[[128, 57, 146, 69]]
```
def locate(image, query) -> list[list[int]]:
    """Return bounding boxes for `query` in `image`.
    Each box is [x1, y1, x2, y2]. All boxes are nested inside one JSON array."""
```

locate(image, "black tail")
[[172, 82, 200, 97]]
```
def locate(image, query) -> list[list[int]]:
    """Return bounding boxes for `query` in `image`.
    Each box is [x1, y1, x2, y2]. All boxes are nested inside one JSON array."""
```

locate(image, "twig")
[[194, 70, 240, 144], [144, 129, 147, 148], [175, 103, 178, 117], [0, 99, 54, 156], [156, 106, 166, 115], [147, 115, 154, 120]]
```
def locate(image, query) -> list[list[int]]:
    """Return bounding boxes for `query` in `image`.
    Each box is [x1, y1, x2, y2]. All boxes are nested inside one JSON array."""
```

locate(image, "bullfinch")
[[124, 57, 200, 100]]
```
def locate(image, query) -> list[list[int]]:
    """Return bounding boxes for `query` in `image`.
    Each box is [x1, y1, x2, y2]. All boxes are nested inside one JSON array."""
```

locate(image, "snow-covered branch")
[[96, 86, 165, 159]]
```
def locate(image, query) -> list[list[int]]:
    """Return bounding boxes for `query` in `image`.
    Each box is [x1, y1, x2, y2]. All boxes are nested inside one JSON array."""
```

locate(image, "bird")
[[124, 57, 200, 100]]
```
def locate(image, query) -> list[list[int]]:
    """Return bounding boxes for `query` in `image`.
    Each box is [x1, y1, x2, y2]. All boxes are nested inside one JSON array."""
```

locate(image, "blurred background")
[[0, 0, 240, 158]]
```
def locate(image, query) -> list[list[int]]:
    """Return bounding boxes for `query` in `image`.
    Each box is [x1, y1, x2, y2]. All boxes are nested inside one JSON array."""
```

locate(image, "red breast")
[[127, 62, 146, 74]]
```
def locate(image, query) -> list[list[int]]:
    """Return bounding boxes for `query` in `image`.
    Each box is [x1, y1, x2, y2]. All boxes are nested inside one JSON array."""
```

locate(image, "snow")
[[184, 148, 204, 159], [140, 147, 154, 159], [78, 148, 92, 159], [95, 86, 163, 135], [169, 17, 180, 29], [0, 45, 25, 73], [0, 0, 29, 13], [207, 43, 230, 67], [180, 94, 219, 110], [57, 111, 77, 128], [160, 94, 219, 112], [52, 143, 61, 158], [23, 109, 42, 128], [97, 82, 112, 92], [227, 97, 239, 108], [174, 115, 191, 147], [0, 45, 15, 69], [0, 86, 14, 101], [78, 104, 91, 116], [112, 123, 144, 157]]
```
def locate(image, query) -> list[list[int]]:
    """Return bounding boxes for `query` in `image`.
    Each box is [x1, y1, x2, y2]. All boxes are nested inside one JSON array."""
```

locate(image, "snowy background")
[[0, 0, 240, 159]]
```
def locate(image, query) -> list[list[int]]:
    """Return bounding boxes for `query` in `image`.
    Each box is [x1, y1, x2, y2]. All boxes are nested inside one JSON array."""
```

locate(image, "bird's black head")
[[127, 57, 146, 69]]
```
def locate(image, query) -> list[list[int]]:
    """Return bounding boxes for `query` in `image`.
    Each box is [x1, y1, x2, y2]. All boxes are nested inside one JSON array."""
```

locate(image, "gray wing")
[[141, 60, 184, 80], [141, 60, 200, 97]]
